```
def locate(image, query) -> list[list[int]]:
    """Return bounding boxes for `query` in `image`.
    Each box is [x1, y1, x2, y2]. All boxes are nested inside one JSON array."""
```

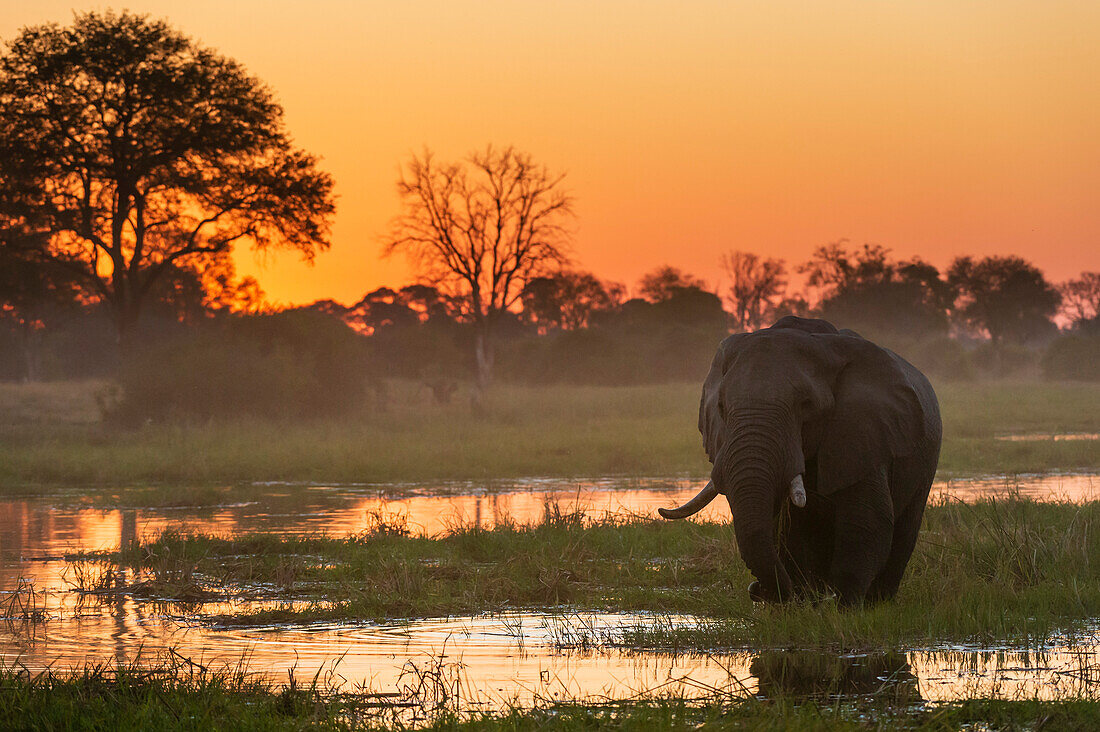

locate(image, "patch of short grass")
[[0, 379, 106, 425], [74, 496, 1100, 649], [0, 379, 1098, 491]]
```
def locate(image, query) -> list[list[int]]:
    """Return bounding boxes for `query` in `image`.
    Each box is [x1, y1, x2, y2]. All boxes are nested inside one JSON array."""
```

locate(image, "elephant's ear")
[[699, 334, 747, 464], [815, 336, 925, 496]]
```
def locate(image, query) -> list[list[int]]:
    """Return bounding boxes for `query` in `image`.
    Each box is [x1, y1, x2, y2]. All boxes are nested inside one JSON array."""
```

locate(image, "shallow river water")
[[1, 473, 1098, 709]]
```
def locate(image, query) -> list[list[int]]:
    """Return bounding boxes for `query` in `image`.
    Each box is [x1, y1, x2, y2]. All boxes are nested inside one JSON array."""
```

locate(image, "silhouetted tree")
[[192, 253, 266, 315], [616, 286, 725, 332], [143, 263, 209, 324], [769, 295, 812, 321], [397, 284, 457, 322], [345, 287, 420, 335], [947, 255, 1060, 345], [720, 251, 787, 332], [303, 299, 349, 319], [520, 270, 623, 332], [1059, 272, 1100, 328], [143, 252, 266, 324], [800, 242, 951, 341], [800, 241, 892, 303], [383, 146, 573, 399], [637, 265, 706, 303], [0, 11, 335, 343]]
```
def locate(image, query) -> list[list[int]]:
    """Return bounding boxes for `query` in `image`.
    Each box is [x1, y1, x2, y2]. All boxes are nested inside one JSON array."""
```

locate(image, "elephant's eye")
[[799, 394, 822, 415]]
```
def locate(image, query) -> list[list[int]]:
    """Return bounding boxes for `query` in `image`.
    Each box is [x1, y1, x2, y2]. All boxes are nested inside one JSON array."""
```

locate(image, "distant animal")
[[659, 316, 942, 606]]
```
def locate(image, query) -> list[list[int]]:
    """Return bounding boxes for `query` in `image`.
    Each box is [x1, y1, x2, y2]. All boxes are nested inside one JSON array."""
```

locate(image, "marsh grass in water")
[[0, 380, 1098, 490], [0, 654, 399, 731], [73, 496, 1100, 649], [0, 578, 51, 623], [1, 657, 1099, 730]]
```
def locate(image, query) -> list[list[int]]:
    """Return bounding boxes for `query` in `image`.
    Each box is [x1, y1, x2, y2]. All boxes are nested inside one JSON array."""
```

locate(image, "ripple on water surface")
[[1, 473, 1096, 557]]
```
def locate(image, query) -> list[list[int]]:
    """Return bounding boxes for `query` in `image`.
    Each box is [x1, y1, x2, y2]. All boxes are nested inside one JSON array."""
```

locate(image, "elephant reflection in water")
[[750, 650, 921, 702], [660, 317, 942, 606]]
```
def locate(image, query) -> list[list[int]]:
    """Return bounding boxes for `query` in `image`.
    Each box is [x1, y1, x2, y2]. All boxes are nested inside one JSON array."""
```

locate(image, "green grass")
[[1, 659, 1097, 731], [71, 496, 1100, 648], [0, 657, 375, 731], [429, 700, 1100, 731], [0, 379, 1097, 490]]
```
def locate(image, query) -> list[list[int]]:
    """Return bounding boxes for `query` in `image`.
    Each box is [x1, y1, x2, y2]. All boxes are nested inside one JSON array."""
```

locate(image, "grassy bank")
[[1, 660, 1097, 730], [71, 496, 1100, 648], [1, 379, 1098, 490]]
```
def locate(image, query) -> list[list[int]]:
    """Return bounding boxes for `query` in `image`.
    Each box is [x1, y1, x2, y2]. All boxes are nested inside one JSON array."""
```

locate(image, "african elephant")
[[659, 316, 941, 606]]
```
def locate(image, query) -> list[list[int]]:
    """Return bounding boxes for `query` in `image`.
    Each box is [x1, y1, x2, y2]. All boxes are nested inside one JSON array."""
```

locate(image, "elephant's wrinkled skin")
[[660, 316, 942, 606]]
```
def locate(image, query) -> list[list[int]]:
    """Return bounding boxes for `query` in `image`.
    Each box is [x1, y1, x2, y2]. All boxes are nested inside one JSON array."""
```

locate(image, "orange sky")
[[4, 1, 1099, 306]]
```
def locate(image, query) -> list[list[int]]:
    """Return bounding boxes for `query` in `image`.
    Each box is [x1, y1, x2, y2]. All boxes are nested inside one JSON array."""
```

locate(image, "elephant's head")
[[659, 316, 926, 602]]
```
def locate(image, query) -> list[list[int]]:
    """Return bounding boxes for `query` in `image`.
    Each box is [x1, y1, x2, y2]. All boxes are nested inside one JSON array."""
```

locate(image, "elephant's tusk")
[[789, 474, 807, 508], [658, 480, 720, 520]]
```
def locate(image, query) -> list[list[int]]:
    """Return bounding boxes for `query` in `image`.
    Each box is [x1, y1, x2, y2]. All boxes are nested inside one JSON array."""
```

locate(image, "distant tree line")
[[3, 223, 1099, 397], [296, 244, 1096, 389]]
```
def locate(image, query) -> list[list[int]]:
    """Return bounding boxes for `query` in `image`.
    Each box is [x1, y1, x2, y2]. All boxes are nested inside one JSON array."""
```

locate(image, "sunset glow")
[[3, 1, 1098, 305]]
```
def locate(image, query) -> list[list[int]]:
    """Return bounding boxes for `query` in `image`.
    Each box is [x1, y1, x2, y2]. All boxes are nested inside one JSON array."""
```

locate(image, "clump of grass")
[[65, 547, 220, 604], [0, 578, 50, 623], [362, 506, 412, 537], [62, 557, 119, 595]]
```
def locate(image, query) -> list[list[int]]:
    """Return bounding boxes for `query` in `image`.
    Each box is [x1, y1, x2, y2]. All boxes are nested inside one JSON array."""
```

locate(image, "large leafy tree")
[[636, 265, 706, 303], [800, 241, 951, 341], [947, 255, 1060, 345], [0, 11, 335, 342], [520, 270, 622, 332]]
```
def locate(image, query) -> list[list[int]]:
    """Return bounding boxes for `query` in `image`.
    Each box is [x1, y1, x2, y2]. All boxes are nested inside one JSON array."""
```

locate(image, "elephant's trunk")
[[716, 404, 804, 602], [731, 489, 793, 602]]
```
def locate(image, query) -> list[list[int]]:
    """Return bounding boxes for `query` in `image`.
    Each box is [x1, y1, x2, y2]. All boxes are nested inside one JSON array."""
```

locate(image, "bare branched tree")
[[384, 146, 573, 397], [1059, 272, 1100, 326], [720, 251, 787, 332]]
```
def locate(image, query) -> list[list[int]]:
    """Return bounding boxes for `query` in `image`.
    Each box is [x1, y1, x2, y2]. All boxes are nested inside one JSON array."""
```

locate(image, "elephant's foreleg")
[[866, 509, 924, 604], [867, 470, 934, 603], [828, 467, 894, 606]]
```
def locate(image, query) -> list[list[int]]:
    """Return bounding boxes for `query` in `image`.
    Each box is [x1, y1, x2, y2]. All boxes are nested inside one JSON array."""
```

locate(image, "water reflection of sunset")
[[0, 605, 1096, 707], [0, 474, 1094, 562], [1, 477, 1097, 708]]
